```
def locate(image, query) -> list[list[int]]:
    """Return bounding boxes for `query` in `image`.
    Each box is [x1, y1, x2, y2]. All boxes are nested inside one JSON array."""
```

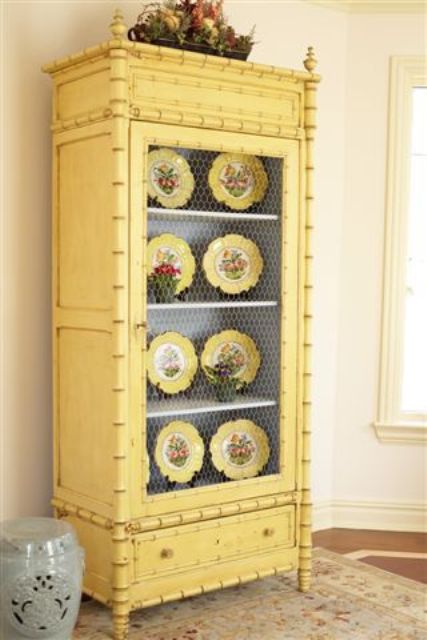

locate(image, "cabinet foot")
[[298, 569, 311, 592], [113, 612, 130, 640]]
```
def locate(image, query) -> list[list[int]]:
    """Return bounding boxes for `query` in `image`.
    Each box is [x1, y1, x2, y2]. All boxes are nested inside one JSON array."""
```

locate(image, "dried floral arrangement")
[[128, 0, 256, 60]]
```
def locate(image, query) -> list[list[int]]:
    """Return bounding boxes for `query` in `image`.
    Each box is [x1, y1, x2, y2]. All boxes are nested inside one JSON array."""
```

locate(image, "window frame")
[[374, 56, 427, 444]]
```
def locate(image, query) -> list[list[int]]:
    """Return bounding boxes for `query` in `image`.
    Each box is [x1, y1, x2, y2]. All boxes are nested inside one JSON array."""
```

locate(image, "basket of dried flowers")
[[128, 1, 256, 60]]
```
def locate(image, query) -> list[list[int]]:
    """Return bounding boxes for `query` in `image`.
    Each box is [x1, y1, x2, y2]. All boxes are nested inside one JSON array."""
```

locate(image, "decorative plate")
[[210, 419, 270, 480], [155, 421, 204, 483], [147, 332, 198, 394], [147, 234, 196, 294], [208, 153, 268, 210], [201, 330, 260, 385], [202, 234, 263, 294], [147, 148, 195, 208]]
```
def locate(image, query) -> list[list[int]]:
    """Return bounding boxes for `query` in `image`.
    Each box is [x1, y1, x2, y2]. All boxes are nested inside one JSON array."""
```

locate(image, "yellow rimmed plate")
[[210, 419, 270, 480], [155, 421, 204, 483], [201, 330, 260, 385], [147, 332, 198, 394], [147, 234, 196, 294], [208, 153, 268, 210], [147, 148, 195, 208], [202, 234, 263, 294]]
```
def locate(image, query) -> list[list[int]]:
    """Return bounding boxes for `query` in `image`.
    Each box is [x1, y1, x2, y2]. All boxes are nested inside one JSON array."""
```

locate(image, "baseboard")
[[313, 499, 426, 532], [312, 500, 334, 531]]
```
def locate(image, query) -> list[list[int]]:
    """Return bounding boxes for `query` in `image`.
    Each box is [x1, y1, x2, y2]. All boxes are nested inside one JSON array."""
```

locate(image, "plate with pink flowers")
[[202, 234, 263, 294], [210, 419, 270, 480], [147, 148, 195, 208], [147, 233, 196, 294], [208, 153, 268, 210], [155, 421, 204, 483]]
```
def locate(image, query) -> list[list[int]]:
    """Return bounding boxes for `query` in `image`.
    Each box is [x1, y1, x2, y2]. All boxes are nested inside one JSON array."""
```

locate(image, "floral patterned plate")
[[155, 421, 204, 483], [210, 419, 270, 480], [202, 234, 263, 294], [147, 233, 196, 294], [208, 153, 268, 210], [201, 330, 260, 385], [147, 148, 195, 208], [147, 332, 198, 394]]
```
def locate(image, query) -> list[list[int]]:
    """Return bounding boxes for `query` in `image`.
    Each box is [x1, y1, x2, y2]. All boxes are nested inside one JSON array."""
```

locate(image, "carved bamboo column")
[[110, 10, 131, 640], [299, 47, 319, 593]]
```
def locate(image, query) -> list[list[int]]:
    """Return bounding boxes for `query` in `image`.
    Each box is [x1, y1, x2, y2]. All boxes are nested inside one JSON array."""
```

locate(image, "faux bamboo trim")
[[128, 105, 303, 138], [279, 156, 290, 476], [139, 140, 149, 509], [43, 40, 320, 84], [126, 129, 289, 162], [51, 107, 112, 132], [128, 43, 320, 82], [130, 563, 294, 610], [109, 20, 131, 639], [128, 493, 298, 534], [298, 47, 319, 594], [52, 499, 113, 530]]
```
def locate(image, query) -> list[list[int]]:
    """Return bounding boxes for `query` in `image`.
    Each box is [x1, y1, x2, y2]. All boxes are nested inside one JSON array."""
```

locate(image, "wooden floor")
[[313, 528, 427, 583]]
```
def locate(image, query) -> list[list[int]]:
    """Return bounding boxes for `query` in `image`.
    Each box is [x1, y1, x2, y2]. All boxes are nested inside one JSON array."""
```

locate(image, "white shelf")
[[147, 396, 277, 418], [148, 300, 278, 310], [148, 207, 279, 221]]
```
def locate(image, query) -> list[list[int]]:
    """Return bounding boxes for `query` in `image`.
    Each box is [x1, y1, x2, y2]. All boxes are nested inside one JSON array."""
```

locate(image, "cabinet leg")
[[112, 612, 129, 640], [298, 567, 311, 592]]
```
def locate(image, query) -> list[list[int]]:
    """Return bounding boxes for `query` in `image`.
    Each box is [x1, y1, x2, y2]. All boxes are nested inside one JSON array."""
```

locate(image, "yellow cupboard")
[[43, 10, 319, 639]]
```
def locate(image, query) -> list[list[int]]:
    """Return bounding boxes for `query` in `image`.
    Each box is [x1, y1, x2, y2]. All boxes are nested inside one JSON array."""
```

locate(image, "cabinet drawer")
[[134, 505, 295, 578]]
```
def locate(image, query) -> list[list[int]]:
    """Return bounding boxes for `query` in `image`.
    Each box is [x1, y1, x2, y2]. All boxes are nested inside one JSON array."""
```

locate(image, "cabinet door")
[[129, 123, 301, 518]]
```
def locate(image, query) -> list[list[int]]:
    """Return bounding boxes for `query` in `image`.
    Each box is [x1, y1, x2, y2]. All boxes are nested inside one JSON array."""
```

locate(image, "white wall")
[[332, 14, 426, 522], [1, 1, 424, 529]]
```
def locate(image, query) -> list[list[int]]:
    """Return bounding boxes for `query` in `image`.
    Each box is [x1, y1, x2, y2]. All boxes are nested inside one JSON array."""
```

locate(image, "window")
[[374, 57, 427, 444], [401, 87, 427, 416]]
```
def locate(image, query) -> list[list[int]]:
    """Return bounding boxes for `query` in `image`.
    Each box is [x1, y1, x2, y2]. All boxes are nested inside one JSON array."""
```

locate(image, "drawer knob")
[[160, 548, 174, 559], [263, 527, 275, 537]]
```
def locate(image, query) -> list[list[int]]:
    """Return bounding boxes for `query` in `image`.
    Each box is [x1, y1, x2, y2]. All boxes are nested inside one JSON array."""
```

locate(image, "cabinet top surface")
[[42, 10, 320, 84]]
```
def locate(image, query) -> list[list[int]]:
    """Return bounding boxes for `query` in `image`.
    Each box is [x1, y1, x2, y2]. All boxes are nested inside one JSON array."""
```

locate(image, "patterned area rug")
[[74, 549, 426, 639]]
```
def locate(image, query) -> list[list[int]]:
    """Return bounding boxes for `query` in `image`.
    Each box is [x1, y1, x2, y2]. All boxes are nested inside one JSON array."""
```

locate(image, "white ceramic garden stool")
[[0, 518, 84, 640]]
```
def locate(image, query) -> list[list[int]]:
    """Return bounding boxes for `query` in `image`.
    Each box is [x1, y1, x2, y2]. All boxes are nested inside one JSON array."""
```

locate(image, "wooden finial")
[[110, 8, 127, 39], [303, 47, 317, 73]]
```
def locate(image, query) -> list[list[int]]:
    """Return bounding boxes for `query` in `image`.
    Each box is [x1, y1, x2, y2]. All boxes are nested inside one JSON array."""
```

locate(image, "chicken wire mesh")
[[147, 147, 282, 215], [146, 305, 281, 404], [145, 145, 284, 495], [146, 405, 280, 495], [147, 217, 281, 303]]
